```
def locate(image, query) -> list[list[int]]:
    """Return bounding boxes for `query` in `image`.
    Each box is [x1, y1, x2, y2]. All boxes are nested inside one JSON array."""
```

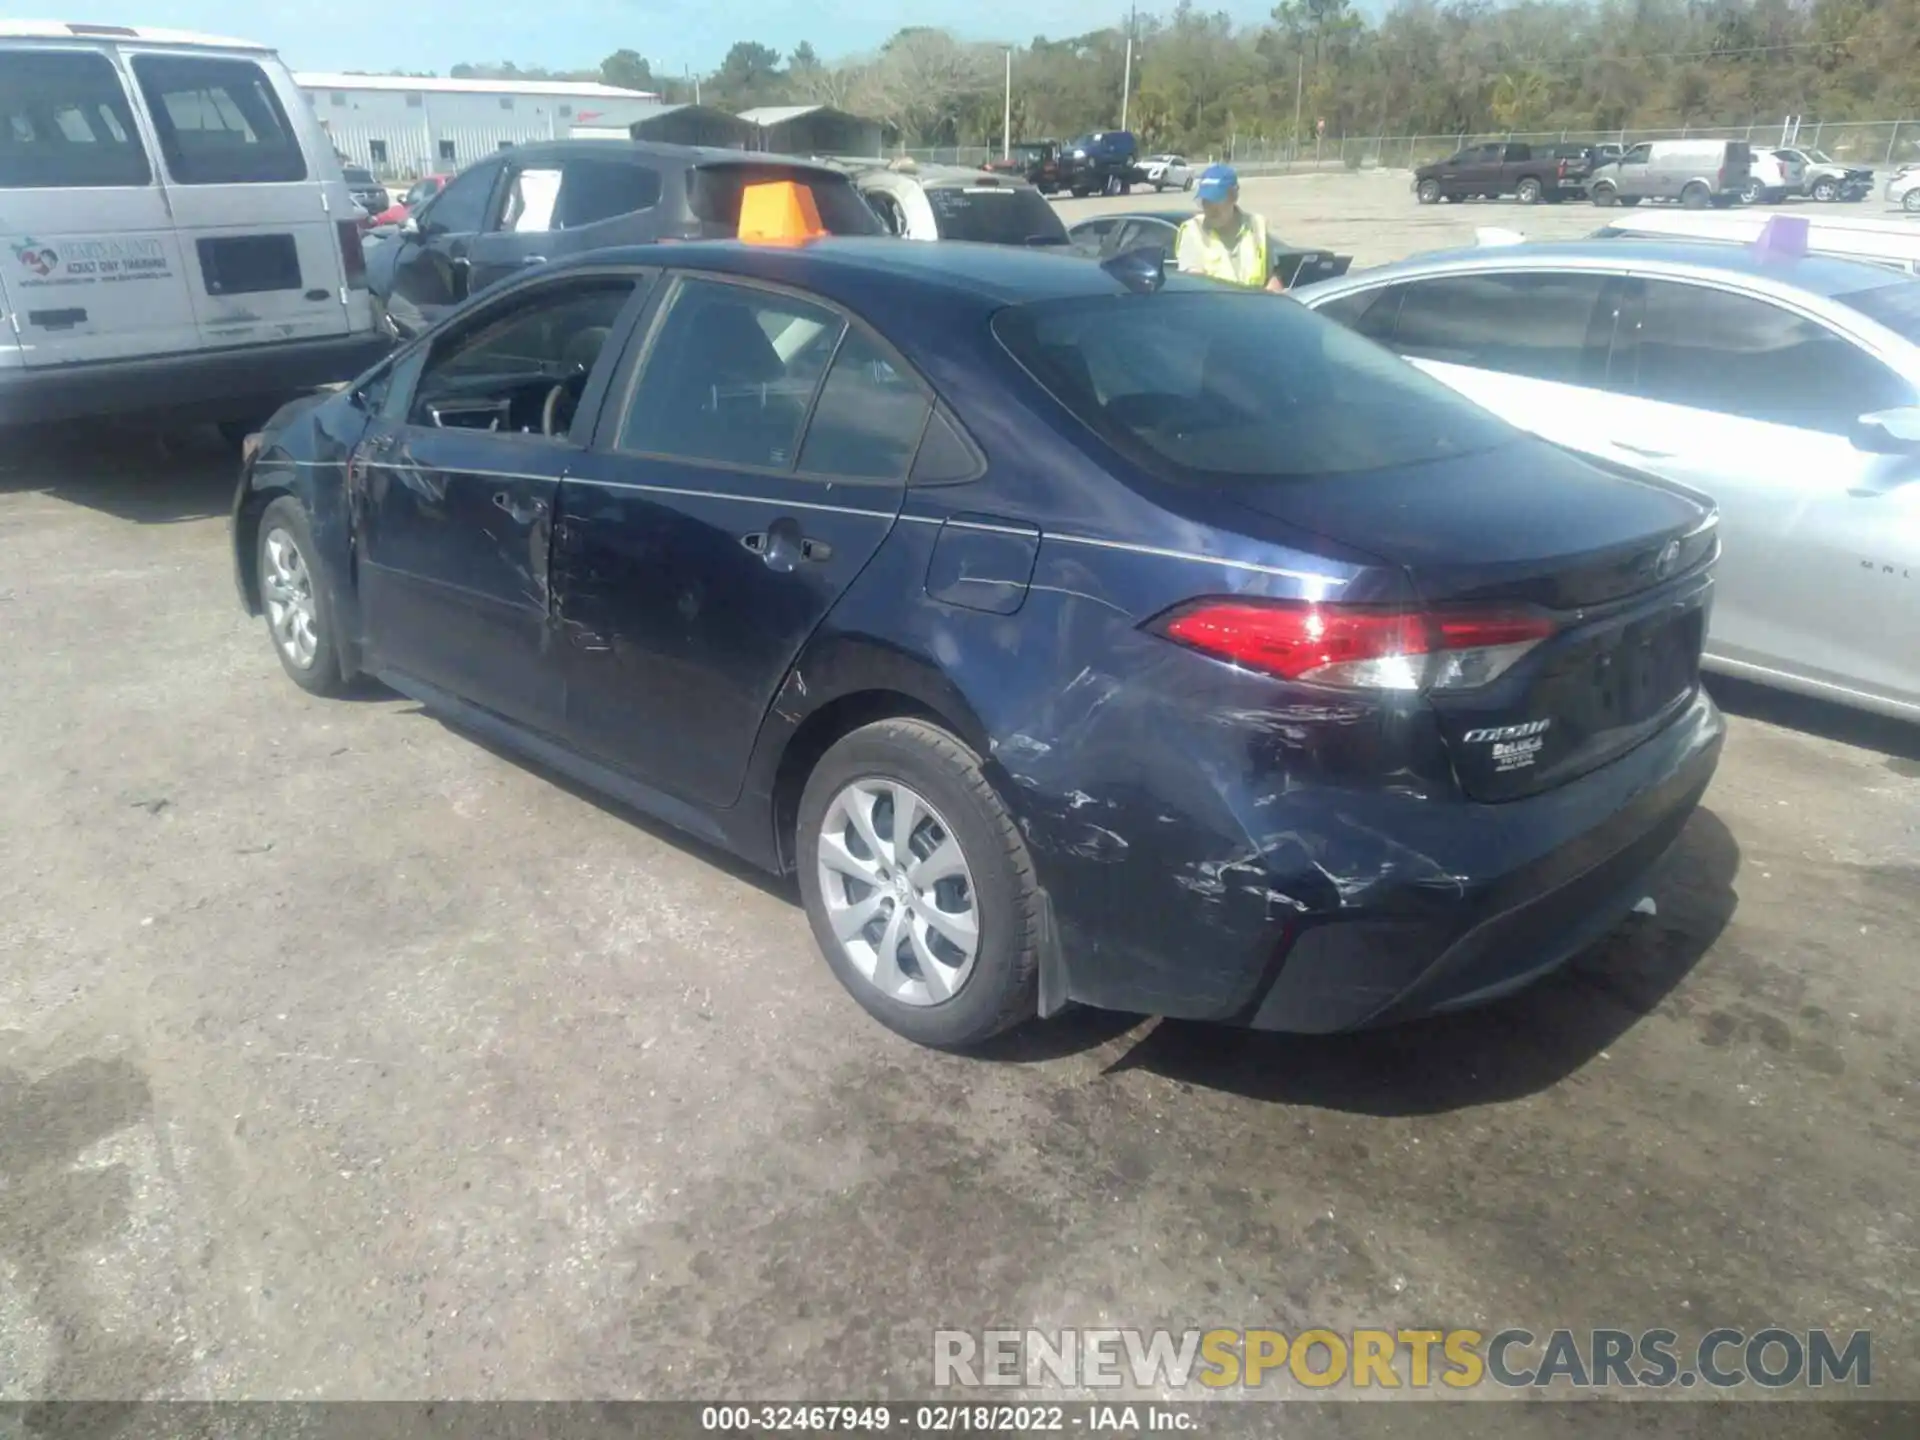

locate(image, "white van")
[[0, 20, 388, 434]]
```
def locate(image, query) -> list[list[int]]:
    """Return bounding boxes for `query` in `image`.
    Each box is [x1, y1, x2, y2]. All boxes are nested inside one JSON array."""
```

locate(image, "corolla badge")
[[11, 237, 59, 277]]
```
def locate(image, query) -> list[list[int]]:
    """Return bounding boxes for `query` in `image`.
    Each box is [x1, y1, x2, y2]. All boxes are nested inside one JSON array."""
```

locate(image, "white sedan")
[[1142, 155, 1195, 192]]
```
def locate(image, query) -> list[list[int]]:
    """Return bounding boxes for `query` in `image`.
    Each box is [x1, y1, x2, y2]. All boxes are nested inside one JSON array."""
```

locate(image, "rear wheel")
[[1416, 178, 1441, 204], [1681, 182, 1710, 210], [1590, 181, 1618, 207], [1516, 176, 1543, 204], [255, 497, 347, 696], [796, 718, 1041, 1050]]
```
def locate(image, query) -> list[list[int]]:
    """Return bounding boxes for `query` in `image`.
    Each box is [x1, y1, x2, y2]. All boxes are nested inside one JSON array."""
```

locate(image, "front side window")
[[0, 51, 152, 188], [418, 162, 495, 235], [1630, 280, 1913, 432], [498, 166, 562, 233], [797, 329, 932, 481], [1385, 271, 1612, 385], [130, 55, 306, 185], [994, 289, 1517, 481], [409, 279, 636, 438], [620, 278, 845, 469]]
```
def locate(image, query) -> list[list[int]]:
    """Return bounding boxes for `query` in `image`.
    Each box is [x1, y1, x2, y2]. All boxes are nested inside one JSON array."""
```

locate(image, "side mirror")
[[1851, 406, 1920, 455], [401, 215, 422, 238]]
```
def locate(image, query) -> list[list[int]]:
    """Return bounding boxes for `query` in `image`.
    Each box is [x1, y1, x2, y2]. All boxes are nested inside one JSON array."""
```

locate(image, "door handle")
[[520, 255, 547, 267], [740, 530, 769, 554], [742, 530, 832, 563], [494, 491, 549, 525]]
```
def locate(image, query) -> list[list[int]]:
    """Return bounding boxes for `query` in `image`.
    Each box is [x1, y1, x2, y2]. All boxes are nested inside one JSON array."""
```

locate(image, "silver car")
[[1294, 239, 1920, 722]]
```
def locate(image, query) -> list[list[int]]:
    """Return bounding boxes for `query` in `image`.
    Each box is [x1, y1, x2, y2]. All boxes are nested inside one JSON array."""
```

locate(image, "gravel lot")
[[2, 170, 1917, 1426]]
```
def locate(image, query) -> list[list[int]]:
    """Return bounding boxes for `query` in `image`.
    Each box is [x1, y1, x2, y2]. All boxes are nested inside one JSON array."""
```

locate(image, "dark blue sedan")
[[231, 237, 1725, 1050]]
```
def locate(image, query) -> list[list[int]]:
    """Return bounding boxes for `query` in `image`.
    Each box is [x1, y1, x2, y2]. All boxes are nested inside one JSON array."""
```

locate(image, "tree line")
[[431, 0, 1920, 150]]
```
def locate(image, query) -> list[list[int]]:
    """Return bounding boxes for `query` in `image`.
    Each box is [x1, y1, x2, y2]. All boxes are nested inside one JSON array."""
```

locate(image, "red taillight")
[[336, 219, 367, 290], [1153, 599, 1556, 692], [1558, 160, 1568, 179]]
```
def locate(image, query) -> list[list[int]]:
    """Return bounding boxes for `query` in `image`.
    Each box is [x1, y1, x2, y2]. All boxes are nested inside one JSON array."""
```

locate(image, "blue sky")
[[2, 2, 1288, 79]]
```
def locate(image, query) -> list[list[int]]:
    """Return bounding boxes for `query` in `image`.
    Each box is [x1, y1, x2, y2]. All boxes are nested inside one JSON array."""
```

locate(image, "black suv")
[[343, 166, 391, 218], [366, 140, 886, 337], [1059, 131, 1139, 197]]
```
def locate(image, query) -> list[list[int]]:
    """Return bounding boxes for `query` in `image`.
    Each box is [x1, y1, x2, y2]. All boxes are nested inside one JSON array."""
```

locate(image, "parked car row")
[[981, 134, 1195, 198], [1063, 208, 1353, 288], [1417, 138, 1881, 211]]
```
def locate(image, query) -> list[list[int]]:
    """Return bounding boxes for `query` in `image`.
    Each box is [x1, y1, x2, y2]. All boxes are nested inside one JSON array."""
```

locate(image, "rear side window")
[[994, 290, 1517, 480], [558, 158, 661, 228], [925, 185, 1067, 246], [0, 50, 152, 188], [1384, 271, 1612, 385], [1312, 285, 1395, 336], [797, 329, 931, 481], [130, 55, 306, 185], [1629, 280, 1912, 432], [687, 164, 884, 237]]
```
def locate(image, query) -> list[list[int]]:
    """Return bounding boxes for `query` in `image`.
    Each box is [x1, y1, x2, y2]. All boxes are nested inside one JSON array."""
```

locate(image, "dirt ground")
[[1, 171, 1917, 1426]]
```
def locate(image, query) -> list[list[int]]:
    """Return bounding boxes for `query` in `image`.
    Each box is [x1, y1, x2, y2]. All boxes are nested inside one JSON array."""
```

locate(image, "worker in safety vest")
[[1173, 164, 1285, 292]]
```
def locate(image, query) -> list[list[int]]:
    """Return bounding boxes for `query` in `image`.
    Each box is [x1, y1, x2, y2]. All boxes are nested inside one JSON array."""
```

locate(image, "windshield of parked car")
[[1834, 280, 1920, 345], [994, 290, 1519, 479], [926, 185, 1069, 246]]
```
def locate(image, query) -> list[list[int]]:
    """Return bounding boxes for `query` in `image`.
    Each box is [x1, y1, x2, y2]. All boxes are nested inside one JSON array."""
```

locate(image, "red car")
[[370, 173, 451, 227]]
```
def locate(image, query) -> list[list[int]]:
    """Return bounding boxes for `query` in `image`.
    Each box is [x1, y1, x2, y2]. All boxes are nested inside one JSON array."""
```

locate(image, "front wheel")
[[797, 718, 1041, 1050], [1812, 179, 1840, 202], [255, 497, 348, 696], [1902, 189, 1920, 214], [1416, 178, 1441, 204]]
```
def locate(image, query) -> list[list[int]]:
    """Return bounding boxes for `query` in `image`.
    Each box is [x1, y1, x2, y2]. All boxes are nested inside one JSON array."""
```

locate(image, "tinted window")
[[420, 162, 496, 235], [499, 166, 562, 233], [403, 177, 440, 206], [130, 55, 306, 185], [910, 409, 980, 485], [620, 279, 845, 469], [686, 164, 883, 236], [1112, 219, 1176, 255], [0, 51, 151, 188], [925, 185, 1067, 246], [994, 291, 1516, 480], [1312, 286, 1392, 333], [797, 329, 931, 480], [1835, 281, 1920, 345], [559, 158, 660, 227], [1632, 280, 1913, 431], [1387, 271, 1610, 385]]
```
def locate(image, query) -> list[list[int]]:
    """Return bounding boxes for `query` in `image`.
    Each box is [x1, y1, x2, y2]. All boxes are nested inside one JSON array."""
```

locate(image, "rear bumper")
[[1034, 688, 1724, 1034], [0, 331, 392, 428]]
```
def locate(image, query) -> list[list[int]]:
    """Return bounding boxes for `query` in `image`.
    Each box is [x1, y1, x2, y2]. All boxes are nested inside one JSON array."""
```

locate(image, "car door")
[[1594, 276, 1920, 708], [552, 272, 933, 808], [467, 155, 666, 303], [0, 44, 201, 368], [348, 270, 650, 731], [1614, 144, 1653, 198], [385, 157, 504, 330]]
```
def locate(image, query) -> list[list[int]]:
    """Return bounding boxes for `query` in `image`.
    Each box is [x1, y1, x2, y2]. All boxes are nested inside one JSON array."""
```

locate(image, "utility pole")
[[1120, 4, 1135, 131], [1003, 48, 1012, 160], [1292, 53, 1304, 160]]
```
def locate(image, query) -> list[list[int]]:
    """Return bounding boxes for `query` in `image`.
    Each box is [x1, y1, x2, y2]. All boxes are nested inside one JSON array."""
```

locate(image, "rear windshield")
[[687, 164, 884, 236], [1835, 281, 1920, 343], [926, 185, 1068, 246], [993, 290, 1517, 480]]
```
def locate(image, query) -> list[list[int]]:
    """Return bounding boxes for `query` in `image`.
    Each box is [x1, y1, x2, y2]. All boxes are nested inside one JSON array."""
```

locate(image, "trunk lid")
[[1226, 439, 1718, 801]]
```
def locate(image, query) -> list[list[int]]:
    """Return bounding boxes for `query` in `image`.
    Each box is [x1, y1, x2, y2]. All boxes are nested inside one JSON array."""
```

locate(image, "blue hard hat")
[[1196, 164, 1239, 202]]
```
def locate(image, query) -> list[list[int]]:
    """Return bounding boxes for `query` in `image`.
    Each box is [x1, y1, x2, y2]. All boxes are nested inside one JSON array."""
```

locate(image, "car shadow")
[[1064, 804, 1741, 1116], [0, 422, 236, 525], [1704, 673, 1920, 770]]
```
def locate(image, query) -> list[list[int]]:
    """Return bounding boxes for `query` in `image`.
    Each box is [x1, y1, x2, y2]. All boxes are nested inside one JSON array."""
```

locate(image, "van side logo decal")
[[12, 238, 58, 278]]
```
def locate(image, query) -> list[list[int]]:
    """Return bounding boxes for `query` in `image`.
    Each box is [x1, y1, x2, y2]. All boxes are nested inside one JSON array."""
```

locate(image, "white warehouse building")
[[294, 73, 663, 179]]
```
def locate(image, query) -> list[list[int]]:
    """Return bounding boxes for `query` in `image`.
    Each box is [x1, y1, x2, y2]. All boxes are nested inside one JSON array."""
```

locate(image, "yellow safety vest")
[[1174, 212, 1271, 288]]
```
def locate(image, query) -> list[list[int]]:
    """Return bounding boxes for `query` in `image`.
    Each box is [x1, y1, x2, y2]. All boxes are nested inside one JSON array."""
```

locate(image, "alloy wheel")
[[262, 527, 319, 671], [815, 777, 979, 1006]]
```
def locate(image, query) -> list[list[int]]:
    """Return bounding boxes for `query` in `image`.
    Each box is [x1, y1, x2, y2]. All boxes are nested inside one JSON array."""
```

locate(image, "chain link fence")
[[898, 120, 1920, 177]]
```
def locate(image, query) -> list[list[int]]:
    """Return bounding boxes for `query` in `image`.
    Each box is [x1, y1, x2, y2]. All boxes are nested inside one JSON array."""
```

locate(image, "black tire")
[[1590, 181, 1617, 207], [1709, 194, 1736, 209], [1812, 179, 1839, 203], [1681, 182, 1710, 210], [1516, 176, 1543, 204], [796, 718, 1041, 1050], [255, 496, 348, 696], [1416, 178, 1441, 204], [1903, 189, 1920, 214], [1619, 195, 1642, 206]]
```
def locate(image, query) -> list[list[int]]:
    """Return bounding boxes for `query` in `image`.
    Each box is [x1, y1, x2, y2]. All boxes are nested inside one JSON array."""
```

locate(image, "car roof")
[[0, 19, 270, 49], [1301, 238, 1907, 300], [1072, 210, 1191, 227], [466, 138, 850, 174], [544, 236, 1219, 306]]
